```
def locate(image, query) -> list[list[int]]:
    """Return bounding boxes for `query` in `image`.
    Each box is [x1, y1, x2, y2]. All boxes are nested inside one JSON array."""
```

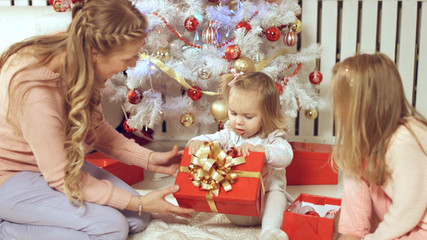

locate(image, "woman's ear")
[[91, 48, 99, 63]]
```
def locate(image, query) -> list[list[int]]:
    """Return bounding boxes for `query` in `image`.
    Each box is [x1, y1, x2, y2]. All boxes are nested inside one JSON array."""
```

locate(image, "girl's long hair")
[[331, 52, 427, 185]]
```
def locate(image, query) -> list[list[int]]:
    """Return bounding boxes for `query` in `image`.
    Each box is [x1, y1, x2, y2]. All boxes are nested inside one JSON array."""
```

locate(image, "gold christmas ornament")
[[180, 112, 195, 127], [234, 56, 255, 73], [210, 99, 228, 122], [291, 19, 302, 33], [304, 108, 318, 120], [155, 47, 170, 62]]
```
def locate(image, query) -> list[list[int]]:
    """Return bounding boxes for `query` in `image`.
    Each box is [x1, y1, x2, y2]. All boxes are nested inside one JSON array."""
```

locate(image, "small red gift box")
[[286, 142, 337, 185], [173, 147, 267, 217], [282, 193, 341, 240], [85, 151, 144, 185]]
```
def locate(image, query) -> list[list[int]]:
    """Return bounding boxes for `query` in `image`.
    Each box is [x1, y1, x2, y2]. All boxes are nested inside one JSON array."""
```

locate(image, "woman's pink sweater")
[[0, 52, 152, 210]]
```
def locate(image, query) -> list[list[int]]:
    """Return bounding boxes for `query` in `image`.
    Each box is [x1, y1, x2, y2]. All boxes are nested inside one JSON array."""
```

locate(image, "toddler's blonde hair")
[[220, 71, 290, 138]]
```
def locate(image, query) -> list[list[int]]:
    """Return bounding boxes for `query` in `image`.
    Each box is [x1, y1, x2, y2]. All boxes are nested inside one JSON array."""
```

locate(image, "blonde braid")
[[63, 8, 95, 205], [62, 0, 147, 205]]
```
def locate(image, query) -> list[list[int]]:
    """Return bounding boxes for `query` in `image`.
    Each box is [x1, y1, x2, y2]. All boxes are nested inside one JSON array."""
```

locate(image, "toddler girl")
[[187, 71, 294, 240]]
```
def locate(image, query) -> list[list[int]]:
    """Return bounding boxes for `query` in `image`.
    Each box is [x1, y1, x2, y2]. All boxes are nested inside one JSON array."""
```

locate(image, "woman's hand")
[[339, 234, 362, 240], [236, 143, 265, 157], [141, 185, 195, 218], [127, 185, 195, 219], [187, 140, 204, 155], [147, 145, 182, 177]]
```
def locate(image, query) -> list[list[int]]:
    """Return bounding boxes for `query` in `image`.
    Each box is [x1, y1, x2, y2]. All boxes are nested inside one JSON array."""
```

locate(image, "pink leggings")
[[338, 173, 427, 239]]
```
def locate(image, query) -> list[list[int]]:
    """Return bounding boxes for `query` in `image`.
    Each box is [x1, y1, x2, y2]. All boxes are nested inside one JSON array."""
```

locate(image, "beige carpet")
[[128, 190, 261, 240]]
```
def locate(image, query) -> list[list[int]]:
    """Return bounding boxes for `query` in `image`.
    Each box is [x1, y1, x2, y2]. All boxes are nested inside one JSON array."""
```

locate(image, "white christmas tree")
[[103, 0, 322, 141]]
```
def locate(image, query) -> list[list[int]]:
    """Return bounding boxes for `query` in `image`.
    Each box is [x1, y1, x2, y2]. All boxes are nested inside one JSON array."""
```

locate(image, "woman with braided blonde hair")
[[0, 0, 193, 239]]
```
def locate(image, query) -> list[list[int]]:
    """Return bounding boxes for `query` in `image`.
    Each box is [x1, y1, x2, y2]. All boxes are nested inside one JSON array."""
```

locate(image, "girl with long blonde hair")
[[331, 53, 427, 240], [0, 0, 193, 239]]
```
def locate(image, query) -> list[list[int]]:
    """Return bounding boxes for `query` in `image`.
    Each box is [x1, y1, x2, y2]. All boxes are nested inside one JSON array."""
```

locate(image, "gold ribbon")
[[140, 48, 288, 96], [255, 48, 288, 71], [179, 141, 265, 213], [233, 170, 265, 194], [139, 53, 219, 95]]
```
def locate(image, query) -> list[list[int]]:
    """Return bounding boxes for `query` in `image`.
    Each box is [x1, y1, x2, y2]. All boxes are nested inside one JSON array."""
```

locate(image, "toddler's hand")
[[236, 144, 265, 157], [187, 140, 204, 155], [236, 143, 255, 157]]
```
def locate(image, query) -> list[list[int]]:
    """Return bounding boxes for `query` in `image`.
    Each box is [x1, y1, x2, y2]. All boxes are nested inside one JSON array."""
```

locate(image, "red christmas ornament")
[[309, 69, 323, 84], [49, 0, 82, 5], [202, 21, 218, 45], [265, 26, 281, 41], [123, 120, 136, 133], [225, 44, 241, 60], [305, 210, 320, 217], [298, 206, 316, 214], [284, 31, 298, 47], [127, 89, 142, 104], [324, 209, 338, 219], [236, 21, 252, 34], [184, 16, 199, 32], [53, 0, 63, 12], [52, 0, 71, 12], [187, 86, 203, 101], [275, 82, 283, 94]]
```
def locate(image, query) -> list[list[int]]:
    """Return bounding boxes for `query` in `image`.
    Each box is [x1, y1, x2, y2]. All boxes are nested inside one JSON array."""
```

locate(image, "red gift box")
[[173, 147, 267, 216], [286, 142, 337, 185], [283, 193, 341, 240], [85, 151, 144, 185]]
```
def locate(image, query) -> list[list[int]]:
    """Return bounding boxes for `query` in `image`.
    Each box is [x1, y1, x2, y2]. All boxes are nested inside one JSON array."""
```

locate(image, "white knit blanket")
[[128, 190, 261, 240]]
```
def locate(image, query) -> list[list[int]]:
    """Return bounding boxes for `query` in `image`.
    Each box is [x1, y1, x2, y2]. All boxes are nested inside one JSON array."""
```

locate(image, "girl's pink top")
[[339, 119, 427, 239]]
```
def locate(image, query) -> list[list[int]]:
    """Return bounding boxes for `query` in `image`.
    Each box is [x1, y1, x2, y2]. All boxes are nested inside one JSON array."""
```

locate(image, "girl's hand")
[[187, 140, 204, 155], [147, 145, 182, 177], [236, 143, 265, 157], [140, 185, 195, 219]]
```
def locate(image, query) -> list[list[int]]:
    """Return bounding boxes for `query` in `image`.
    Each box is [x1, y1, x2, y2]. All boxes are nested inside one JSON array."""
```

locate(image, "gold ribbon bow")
[[187, 141, 246, 196], [180, 141, 266, 213]]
